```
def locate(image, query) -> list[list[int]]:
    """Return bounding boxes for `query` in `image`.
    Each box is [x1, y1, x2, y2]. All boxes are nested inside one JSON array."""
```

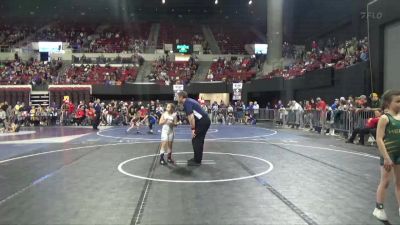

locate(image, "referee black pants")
[[192, 117, 211, 163], [93, 114, 101, 130]]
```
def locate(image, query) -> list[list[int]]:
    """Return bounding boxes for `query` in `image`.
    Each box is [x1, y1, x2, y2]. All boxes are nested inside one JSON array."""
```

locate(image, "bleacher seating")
[[0, 24, 35, 46], [34, 23, 150, 53], [62, 65, 139, 85], [89, 23, 150, 53], [157, 23, 204, 49], [208, 57, 256, 82], [211, 25, 265, 54], [149, 56, 198, 85], [0, 60, 62, 85]]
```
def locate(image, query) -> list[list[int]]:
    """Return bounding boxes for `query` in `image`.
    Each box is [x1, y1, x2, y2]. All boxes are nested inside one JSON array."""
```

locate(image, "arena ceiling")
[[0, 0, 371, 43], [0, 0, 270, 23]]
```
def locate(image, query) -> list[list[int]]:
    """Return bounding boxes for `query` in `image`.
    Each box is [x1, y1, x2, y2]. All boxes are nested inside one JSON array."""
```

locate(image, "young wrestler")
[[159, 103, 177, 165], [126, 111, 141, 134], [373, 90, 400, 221]]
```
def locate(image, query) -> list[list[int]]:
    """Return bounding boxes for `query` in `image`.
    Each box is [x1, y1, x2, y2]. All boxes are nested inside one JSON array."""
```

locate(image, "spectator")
[[357, 95, 368, 109], [211, 101, 219, 124], [207, 71, 214, 81], [227, 104, 234, 125], [266, 102, 272, 110], [275, 100, 284, 109], [263, 37, 369, 81], [75, 105, 86, 126], [247, 101, 254, 116], [360, 49, 369, 62], [0, 106, 6, 131], [290, 100, 304, 128], [316, 97, 327, 134], [346, 110, 381, 145], [331, 99, 340, 111], [370, 93, 381, 109], [303, 100, 314, 130], [253, 101, 260, 118]]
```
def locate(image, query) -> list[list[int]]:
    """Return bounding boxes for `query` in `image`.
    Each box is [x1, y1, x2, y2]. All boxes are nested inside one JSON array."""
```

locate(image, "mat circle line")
[[117, 152, 274, 183]]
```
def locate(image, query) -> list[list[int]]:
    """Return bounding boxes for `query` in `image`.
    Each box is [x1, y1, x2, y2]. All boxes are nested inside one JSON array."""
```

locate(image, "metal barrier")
[[258, 109, 276, 121], [256, 108, 377, 135]]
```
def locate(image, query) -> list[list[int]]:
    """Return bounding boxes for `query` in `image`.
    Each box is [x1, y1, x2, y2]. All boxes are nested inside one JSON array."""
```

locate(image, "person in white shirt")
[[290, 100, 304, 128], [211, 102, 219, 124], [159, 103, 178, 165], [227, 104, 235, 125], [0, 107, 6, 131], [207, 73, 214, 81], [253, 101, 260, 118]]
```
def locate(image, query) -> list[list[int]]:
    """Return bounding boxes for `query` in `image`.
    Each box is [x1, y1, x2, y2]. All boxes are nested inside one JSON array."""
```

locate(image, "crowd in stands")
[[61, 64, 139, 85], [35, 24, 149, 53], [87, 28, 148, 53], [147, 55, 198, 85], [0, 22, 372, 86], [207, 56, 256, 82], [35, 25, 95, 51], [0, 25, 35, 47], [157, 23, 208, 52], [72, 54, 144, 65], [0, 54, 144, 86], [212, 25, 265, 54], [0, 58, 63, 86], [264, 37, 369, 80]]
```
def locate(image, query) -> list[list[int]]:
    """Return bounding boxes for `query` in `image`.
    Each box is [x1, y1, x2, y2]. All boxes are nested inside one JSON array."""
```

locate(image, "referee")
[[93, 99, 102, 130], [177, 91, 211, 166]]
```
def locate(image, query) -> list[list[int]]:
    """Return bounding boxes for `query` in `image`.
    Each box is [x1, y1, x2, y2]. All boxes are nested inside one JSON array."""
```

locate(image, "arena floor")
[[0, 124, 397, 225]]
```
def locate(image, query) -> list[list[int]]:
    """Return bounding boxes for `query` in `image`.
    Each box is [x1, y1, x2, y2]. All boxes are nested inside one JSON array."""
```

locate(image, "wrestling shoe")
[[167, 153, 175, 164], [373, 208, 388, 221], [160, 155, 166, 165]]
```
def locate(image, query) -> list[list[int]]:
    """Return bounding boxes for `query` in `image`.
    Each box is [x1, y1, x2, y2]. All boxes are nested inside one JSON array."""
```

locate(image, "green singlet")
[[380, 113, 400, 165]]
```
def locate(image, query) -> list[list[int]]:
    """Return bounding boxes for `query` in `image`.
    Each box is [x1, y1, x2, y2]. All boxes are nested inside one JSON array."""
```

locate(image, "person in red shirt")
[[86, 105, 95, 126], [303, 100, 314, 130], [311, 40, 318, 52], [139, 106, 148, 121], [316, 97, 327, 112], [316, 97, 327, 134], [75, 105, 85, 126], [68, 102, 75, 114], [346, 110, 382, 145]]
